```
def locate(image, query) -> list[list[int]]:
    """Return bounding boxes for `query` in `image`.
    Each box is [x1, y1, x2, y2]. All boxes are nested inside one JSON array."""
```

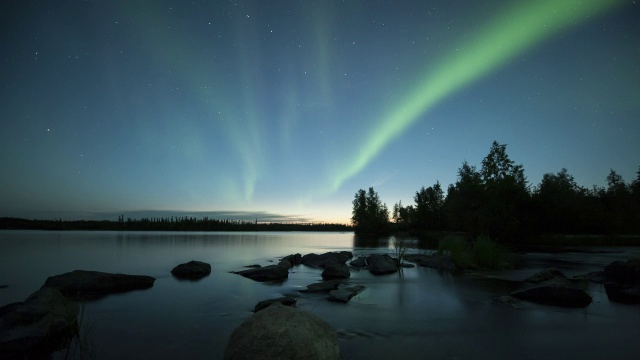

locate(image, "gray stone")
[[322, 264, 350, 279], [328, 285, 365, 303], [299, 279, 342, 293], [254, 296, 297, 313], [524, 268, 567, 284], [232, 264, 289, 282], [171, 260, 211, 280], [301, 251, 353, 268], [603, 259, 640, 304], [349, 257, 366, 267], [366, 254, 398, 275], [281, 253, 302, 265], [0, 288, 79, 359], [224, 303, 340, 360], [42, 270, 155, 300], [510, 285, 592, 308]]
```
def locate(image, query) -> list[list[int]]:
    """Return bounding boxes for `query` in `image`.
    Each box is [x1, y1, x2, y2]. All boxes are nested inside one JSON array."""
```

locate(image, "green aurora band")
[[330, 0, 624, 192]]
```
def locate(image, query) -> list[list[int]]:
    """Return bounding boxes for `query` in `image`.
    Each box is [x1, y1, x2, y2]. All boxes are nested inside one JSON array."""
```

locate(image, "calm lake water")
[[1, 230, 639, 359]]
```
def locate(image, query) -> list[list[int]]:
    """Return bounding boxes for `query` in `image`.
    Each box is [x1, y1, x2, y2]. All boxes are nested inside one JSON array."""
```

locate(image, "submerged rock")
[[366, 254, 398, 275], [299, 279, 343, 293], [573, 271, 607, 284], [0, 288, 79, 359], [510, 285, 592, 308], [328, 285, 365, 303], [524, 268, 567, 284], [171, 260, 211, 280], [322, 264, 350, 279], [254, 296, 297, 313], [301, 251, 353, 268], [224, 303, 340, 360], [232, 264, 289, 282], [42, 270, 155, 300]]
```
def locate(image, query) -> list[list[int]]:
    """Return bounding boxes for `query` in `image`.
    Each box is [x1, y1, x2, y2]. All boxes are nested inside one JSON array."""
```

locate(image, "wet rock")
[[328, 285, 365, 303], [349, 257, 366, 267], [301, 252, 353, 268], [281, 253, 302, 265], [510, 285, 592, 308], [366, 254, 398, 275], [418, 254, 457, 271], [232, 264, 289, 282], [603, 259, 640, 304], [224, 303, 340, 360], [278, 259, 292, 269], [171, 260, 211, 280], [322, 264, 350, 279], [493, 295, 523, 309], [299, 279, 342, 293], [524, 268, 567, 284], [42, 270, 156, 300], [0, 288, 79, 359], [254, 296, 297, 313]]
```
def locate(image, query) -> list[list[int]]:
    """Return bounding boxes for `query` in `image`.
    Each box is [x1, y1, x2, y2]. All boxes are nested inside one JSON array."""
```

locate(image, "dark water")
[[1, 230, 639, 359]]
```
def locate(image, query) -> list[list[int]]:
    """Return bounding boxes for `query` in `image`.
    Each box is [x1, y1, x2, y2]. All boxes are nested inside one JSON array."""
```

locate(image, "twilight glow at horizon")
[[1, 0, 638, 223]]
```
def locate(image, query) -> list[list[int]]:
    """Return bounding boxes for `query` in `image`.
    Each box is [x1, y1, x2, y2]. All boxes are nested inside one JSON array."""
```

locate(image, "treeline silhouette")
[[352, 141, 640, 242], [0, 216, 351, 232]]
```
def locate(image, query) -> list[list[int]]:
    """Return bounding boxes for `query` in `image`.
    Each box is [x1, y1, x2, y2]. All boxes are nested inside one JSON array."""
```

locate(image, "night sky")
[[1, 0, 639, 224]]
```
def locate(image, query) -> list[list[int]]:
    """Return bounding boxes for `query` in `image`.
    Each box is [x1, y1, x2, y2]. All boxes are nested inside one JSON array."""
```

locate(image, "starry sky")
[[1, 0, 639, 224]]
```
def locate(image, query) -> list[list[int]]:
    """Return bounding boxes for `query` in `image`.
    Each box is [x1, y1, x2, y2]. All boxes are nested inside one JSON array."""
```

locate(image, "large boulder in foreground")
[[301, 252, 353, 268], [43, 270, 156, 300], [511, 285, 592, 308], [366, 254, 398, 275], [171, 260, 211, 280], [224, 303, 340, 360], [603, 259, 640, 304], [232, 264, 289, 282], [0, 288, 79, 359]]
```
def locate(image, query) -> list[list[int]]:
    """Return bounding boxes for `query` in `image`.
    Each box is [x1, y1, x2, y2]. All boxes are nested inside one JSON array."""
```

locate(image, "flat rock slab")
[[254, 296, 297, 313], [0, 288, 79, 359], [225, 303, 340, 360], [232, 264, 289, 282], [43, 270, 156, 300], [300, 279, 342, 293], [171, 260, 211, 280], [301, 252, 353, 268], [328, 285, 365, 303], [511, 285, 592, 308]]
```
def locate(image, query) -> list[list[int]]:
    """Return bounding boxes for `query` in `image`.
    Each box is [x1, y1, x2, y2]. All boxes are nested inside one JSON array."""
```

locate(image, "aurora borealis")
[[1, 0, 638, 223]]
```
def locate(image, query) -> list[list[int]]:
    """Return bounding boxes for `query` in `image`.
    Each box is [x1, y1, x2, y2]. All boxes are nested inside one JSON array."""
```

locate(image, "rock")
[[0, 288, 79, 359], [400, 262, 415, 268], [301, 251, 352, 268], [281, 253, 302, 265], [603, 259, 640, 304], [510, 285, 592, 308], [524, 268, 567, 284], [224, 303, 340, 360], [254, 296, 297, 313], [366, 254, 398, 275], [299, 279, 342, 293], [277, 259, 292, 269], [322, 264, 350, 279], [42, 270, 156, 300], [232, 264, 289, 282], [171, 260, 211, 280], [349, 257, 366, 267], [493, 295, 523, 309], [328, 285, 365, 303], [418, 254, 458, 271]]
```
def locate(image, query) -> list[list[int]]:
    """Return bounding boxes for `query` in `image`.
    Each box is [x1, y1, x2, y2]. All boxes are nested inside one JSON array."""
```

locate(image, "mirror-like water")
[[1, 230, 639, 359]]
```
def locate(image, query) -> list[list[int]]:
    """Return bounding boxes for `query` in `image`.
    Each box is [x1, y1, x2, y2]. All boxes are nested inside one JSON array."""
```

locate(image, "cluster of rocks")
[[1, 260, 212, 359]]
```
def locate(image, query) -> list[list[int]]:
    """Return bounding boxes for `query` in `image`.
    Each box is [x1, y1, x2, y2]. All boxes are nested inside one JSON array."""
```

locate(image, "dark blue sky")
[[1, 0, 638, 223]]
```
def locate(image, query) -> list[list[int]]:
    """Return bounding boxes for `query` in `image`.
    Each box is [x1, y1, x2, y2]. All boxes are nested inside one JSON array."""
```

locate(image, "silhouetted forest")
[[0, 216, 351, 232], [353, 141, 640, 242]]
